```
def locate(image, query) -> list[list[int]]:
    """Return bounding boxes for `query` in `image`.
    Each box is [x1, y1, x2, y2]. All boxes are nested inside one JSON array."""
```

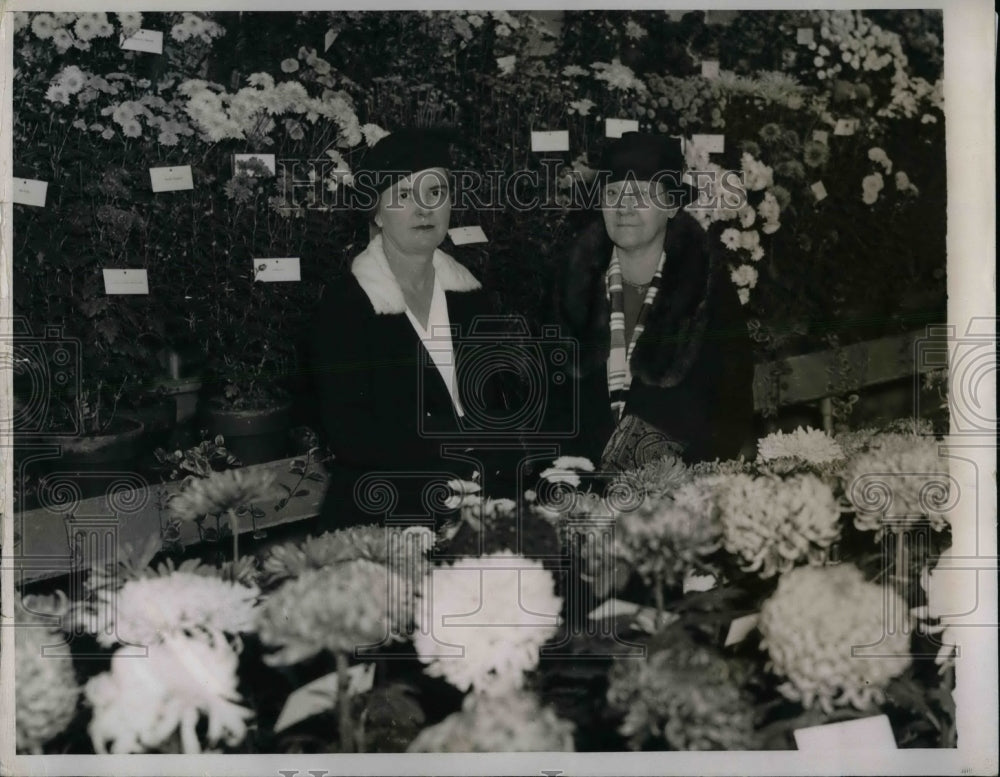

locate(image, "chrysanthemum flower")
[[257, 559, 404, 664], [803, 139, 830, 167], [169, 467, 277, 521], [757, 426, 845, 467], [86, 634, 252, 754], [413, 552, 562, 696], [717, 473, 841, 578], [759, 564, 911, 713], [407, 691, 574, 752]]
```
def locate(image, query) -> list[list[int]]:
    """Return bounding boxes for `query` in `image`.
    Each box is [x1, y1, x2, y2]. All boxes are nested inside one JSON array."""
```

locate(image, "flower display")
[[756, 425, 845, 467], [717, 473, 841, 577], [407, 691, 575, 752], [607, 635, 757, 750], [86, 634, 253, 754], [413, 552, 562, 695], [169, 467, 278, 521], [15, 595, 80, 753], [257, 559, 404, 664], [759, 564, 912, 713], [843, 432, 951, 536], [618, 452, 691, 499]]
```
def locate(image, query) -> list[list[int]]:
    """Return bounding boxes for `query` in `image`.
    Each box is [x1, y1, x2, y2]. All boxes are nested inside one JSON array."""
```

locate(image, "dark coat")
[[304, 237, 519, 531], [548, 210, 755, 465]]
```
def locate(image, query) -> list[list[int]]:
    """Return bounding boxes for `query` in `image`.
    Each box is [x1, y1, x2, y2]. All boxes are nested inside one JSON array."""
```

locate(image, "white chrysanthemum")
[[170, 467, 278, 521], [717, 473, 841, 578], [591, 59, 648, 92], [721, 228, 741, 251], [757, 426, 845, 466], [730, 264, 758, 289], [843, 432, 951, 537], [414, 552, 562, 696], [15, 595, 80, 753], [407, 691, 574, 752], [759, 565, 911, 713], [361, 122, 390, 147], [257, 559, 404, 664], [84, 571, 259, 648], [116, 11, 142, 36], [86, 634, 252, 754], [568, 98, 595, 116]]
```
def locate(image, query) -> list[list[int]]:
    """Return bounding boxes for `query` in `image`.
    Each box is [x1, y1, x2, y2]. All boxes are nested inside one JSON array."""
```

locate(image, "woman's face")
[[601, 179, 674, 254], [375, 167, 451, 256]]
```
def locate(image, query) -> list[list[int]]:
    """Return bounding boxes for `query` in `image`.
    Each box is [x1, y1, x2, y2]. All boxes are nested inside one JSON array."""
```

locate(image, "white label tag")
[[531, 130, 569, 152], [254, 257, 301, 282], [233, 153, 276, 176], [691, 133, 725, 154], [103, 269, 149, 295], [149, 166, 194, 192], [811, 181, 828, 202], [448, 226, 489, 245], [833, 118, 858, 136], [812, 129, 829, 145], [274, 663, 375, 733], [120, 29, 164, 54], [682, 571, 718, 594], [797, 28, 815, 45], [724, 613, 760, 646], [701, 60, 720, 79], [605, 118, 640, 139], [12, 178, 48, 207], [324, 29, 338, 52], [794, 714, 897, 751]]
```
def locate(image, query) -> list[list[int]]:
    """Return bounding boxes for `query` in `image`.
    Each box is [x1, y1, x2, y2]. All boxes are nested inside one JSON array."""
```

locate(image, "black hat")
[[353, 128, 455, 202], [599, 132, 696, 206]]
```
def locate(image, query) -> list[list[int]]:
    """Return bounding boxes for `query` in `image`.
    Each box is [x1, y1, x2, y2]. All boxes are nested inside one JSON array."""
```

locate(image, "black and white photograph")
[[0, 4, 995, 775]]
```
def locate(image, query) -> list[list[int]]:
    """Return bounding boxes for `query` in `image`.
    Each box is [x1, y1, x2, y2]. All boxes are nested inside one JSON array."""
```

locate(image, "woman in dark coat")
[[305, 129, 516, 530], [549, 132, 755, 470]]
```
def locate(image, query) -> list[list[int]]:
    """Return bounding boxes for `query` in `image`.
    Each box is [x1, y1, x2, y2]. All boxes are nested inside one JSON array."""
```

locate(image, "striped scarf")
[[606, 249, 667, 420]]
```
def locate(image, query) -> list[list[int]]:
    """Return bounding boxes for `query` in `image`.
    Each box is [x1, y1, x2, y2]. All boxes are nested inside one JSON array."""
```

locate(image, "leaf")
[[306, 472, 325, 482], [274, 664, 376, 733], [277, 482, 292, 495], [293, 489, 310, 498]]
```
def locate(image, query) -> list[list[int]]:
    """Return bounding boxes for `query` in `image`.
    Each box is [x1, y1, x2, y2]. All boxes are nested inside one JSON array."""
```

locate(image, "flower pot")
[[153, 377, 204, 425], [203, 401, 292, 465]]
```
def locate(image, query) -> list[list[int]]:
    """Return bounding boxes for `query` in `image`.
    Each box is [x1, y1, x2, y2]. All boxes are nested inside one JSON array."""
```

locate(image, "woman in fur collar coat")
[[550, 133, 755, 470], [305, 129, 516, 530]]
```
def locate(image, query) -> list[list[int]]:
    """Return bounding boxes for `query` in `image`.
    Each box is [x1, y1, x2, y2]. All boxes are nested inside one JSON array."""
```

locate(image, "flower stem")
[[653, 571, 665, 629], [335, 650, 354, 752], [228, 508, 239, 569]]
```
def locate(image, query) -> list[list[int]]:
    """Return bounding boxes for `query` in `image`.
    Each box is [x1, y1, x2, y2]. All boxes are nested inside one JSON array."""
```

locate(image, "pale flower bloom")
[[720, 228, 741, 251], [730, 264, 758, 289], [280, 58, 299, 73], [867, 146, 892, 173], [568, 98, 595, 116], [737, 288, 750, 305], [739, 229, 760, 252], [361, 123, 390, 147], [861, 172, 884, 204], [624, 20, 647, 40], [31, 13, 57, 39], [496, 55, 516, 75], [562, 65, 588, 78], [116, 11, 143, 36], [757, 426, 844, 465], [591, 59, 648, 93]]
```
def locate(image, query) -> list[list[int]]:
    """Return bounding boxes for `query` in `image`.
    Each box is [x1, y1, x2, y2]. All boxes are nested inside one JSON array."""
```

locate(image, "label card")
[[605, 118, 640, 139], [324, 29, 338, 52], [11, 178, 48, 207], [701, 60, 720, 79], [531, 130, 570, 153], [103, 269, 149, 295], [797, 28, 815, 45], [120, 29, 164, 54], [834, 118, 859, 136], [811, 181, 829, 202], [448, 226, 489, 245], [233, 153, 276, 176], [794, 714, 897, 752], [812, 129, 829, 145], [691, 133, 725, 154], [254, 257, 301, 282], [149, 166, 194, 192], [274, 663, 375, 733], [724, 613, 760, 646], [682, 571, 718, 594]]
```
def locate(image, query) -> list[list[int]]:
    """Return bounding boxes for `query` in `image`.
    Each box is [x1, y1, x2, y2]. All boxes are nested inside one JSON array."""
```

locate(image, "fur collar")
[[351, 233, 482, 315], [555, 210, 719, 388]]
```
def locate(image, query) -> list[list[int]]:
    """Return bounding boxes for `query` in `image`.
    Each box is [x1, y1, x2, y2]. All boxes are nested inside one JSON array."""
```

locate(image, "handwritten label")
[[233, 153, 276, 176], [120, 29, 164, 54], [448, 226, 489, 245], [274, 663, 375, 733], [701, 60, 720, 79], [796, 28, 815, 45], [833, 118, 859, 136], [324, 29, 338, 52], [605, 118, 640, 139], [531, 130, 569, 153], [794, 714, 897, 751], [724, 613, 760, 646], [811, 181, 828, 202], [103, 269, 149, 295], [149, 166, 194, 192], [691, 133, 725, 154], [11, 178, 48, 207], [812, 129, 829, 145], [254, 257, 300, 282]]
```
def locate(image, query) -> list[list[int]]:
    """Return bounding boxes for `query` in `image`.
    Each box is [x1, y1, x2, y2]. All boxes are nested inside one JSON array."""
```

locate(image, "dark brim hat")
[[351, 127, 455, 209], [599, 132, 697, 208]]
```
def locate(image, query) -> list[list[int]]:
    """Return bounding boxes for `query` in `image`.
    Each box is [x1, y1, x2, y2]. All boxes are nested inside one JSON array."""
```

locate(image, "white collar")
[[351, 233, 481, 315]]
